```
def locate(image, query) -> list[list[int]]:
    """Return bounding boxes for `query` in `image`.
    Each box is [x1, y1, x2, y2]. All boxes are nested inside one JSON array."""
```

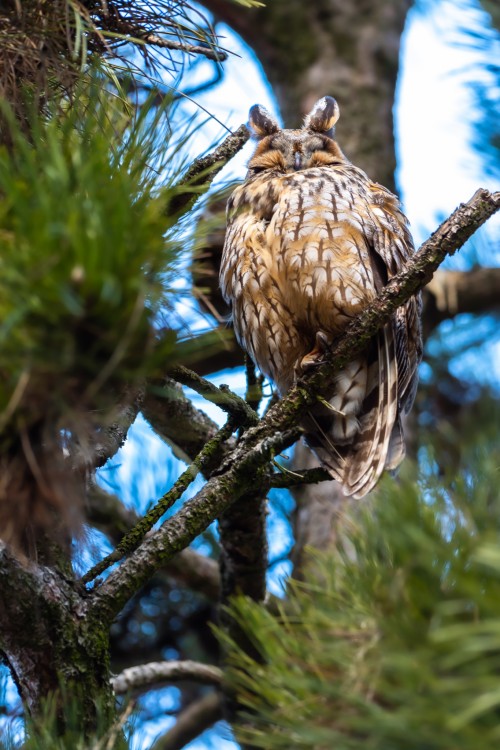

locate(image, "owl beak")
[[294, 152, 302, 170]]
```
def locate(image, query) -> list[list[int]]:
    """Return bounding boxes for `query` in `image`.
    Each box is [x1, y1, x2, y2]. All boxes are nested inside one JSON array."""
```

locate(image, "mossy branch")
[[171, 365, 259, 427], [169, 124, 249, 216], [88, 428, 299, 622], [87, 188, 500, 623], [82, 419, 236, 584]]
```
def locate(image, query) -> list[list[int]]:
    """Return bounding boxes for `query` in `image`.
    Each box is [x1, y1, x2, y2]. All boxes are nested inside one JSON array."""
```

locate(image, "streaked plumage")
[[220, 96, 422, 497]]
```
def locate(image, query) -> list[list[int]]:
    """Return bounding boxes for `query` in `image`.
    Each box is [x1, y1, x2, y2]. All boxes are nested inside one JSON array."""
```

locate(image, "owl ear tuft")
[[304, 96, 340, 136], [248, 104, 280, 138]]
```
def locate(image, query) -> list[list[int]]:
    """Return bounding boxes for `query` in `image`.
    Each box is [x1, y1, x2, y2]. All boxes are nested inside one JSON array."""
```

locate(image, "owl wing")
[[308, 181, 422, 495], [366, 183, 423, 416], [305, 324, 400, 497]]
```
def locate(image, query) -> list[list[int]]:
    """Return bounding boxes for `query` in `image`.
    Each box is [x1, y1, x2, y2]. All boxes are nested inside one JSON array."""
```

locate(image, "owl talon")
[[299, 331, 332, 372]]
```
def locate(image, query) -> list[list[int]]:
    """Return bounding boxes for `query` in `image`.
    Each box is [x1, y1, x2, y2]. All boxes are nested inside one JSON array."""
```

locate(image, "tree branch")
[[85, 489, 221, 600], [169, 124, 249, 216], [218, 489, 268, 607], [112, 660, 223, 695], [83, 420, 235, 584], [88, 429, 298, 622], [170, 366, 258, 427], [149, 692, 223, 750], [87, 189, 500, 623], [142, 378, 223, 464], [116, 26, 229, 62]]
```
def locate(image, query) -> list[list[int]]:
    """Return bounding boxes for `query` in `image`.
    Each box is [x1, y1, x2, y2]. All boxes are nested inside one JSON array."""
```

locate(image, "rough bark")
[[0, 545, 116, 737]]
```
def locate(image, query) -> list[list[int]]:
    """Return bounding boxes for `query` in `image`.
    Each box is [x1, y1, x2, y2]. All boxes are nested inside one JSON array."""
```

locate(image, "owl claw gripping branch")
[[220, 96, 422, 498]]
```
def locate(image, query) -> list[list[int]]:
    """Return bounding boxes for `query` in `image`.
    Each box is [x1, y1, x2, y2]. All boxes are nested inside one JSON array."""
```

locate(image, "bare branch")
[[169, 124, 249, 216], [87, 189, 500, 623], [112, 660, 223, 695], [142, 377, 222, 463], [114, 25, 228, 61], [171, 365, 258, 427], [149, 692, 223, 750]]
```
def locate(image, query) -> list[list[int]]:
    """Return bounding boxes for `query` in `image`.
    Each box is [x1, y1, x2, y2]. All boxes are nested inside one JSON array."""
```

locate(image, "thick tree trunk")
[[0, 546, 118, 740]]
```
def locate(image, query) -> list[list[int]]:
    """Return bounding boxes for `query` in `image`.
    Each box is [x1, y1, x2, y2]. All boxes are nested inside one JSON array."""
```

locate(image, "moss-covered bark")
[[0, 547, 118, 740]]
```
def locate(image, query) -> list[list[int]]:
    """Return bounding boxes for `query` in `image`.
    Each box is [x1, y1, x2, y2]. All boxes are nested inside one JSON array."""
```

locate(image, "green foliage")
[[0, 83, 191, 441], [224, 400, 500, 749], [0, 688, 132, 750]]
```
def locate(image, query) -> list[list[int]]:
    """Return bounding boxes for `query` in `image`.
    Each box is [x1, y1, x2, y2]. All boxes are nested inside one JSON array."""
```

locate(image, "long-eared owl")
[[220, 96, 422, 497]]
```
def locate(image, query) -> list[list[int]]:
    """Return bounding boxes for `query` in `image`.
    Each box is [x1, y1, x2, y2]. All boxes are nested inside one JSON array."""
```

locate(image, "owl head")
[[247, 96, 346, 175]]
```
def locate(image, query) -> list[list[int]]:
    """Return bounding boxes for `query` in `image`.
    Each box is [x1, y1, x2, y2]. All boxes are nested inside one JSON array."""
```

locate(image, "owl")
[[220, 96, 422, 497]]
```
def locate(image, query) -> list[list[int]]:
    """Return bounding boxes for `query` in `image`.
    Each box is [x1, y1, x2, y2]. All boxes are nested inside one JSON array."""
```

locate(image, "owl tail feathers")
[[304, 327, 403, 499]]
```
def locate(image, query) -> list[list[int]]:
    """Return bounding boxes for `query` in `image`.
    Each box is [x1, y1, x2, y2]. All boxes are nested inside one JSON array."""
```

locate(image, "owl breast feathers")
[[220, 96, 422, 498]]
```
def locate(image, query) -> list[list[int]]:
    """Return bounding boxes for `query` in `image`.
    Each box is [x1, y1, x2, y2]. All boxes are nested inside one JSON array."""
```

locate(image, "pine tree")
[[224, 397, 500, 750]]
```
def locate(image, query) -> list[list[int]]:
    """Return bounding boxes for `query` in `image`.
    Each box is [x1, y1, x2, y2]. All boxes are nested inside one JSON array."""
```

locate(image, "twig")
[[111, 20, 228, 62], [112, 660, 223, 695], [169, 124, 249, 215], [270, 466, 331, 488], [149, 692, 223, 750], [142, 377, 222, 464], [82, 420, 235, 584], [171, 365, 258, 427], [87, 189, 500, 623], [138, 32, 228, 62]]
